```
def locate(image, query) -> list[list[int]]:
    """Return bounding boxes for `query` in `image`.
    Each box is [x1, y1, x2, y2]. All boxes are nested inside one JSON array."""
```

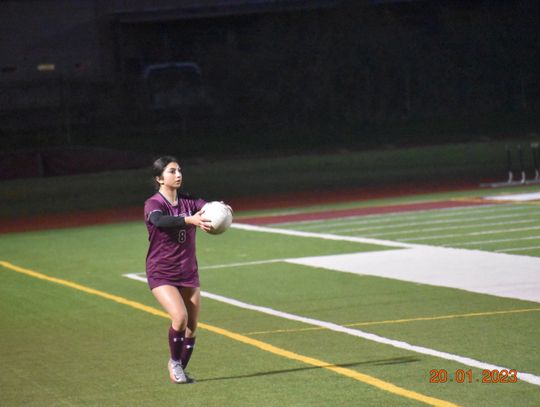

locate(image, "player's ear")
[[156, 176, 164, 185]]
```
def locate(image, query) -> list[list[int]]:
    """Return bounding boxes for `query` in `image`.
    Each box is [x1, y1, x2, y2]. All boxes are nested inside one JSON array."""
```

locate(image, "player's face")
[[159, 162, 182, 189]]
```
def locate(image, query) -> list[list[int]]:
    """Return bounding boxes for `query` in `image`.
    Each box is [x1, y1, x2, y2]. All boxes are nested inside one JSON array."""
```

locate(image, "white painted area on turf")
[[287, 247, 540, 303], [122, 272, 540, 386], [232, 223, 540, 303], [485, 192, 540, 201]]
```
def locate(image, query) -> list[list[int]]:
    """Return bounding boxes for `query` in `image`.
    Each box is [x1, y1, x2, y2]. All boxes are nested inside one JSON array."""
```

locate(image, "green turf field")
[[1, 185, 540, 406]]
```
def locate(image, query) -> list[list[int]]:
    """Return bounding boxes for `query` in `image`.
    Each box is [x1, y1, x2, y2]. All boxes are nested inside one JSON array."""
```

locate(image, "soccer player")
[[144, 156, 212, 384]]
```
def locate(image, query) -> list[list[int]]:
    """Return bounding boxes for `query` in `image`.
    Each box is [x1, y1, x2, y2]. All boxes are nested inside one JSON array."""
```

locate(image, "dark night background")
[[0, 0, 539, 179]]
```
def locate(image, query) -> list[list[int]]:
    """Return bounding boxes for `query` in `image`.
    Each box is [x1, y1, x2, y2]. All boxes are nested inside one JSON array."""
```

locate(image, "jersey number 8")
[[178, 230, 186, 244]]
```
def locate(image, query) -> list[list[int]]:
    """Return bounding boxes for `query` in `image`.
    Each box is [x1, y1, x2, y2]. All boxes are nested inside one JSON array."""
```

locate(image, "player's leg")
[[180, 286, 200, 336], [152, 284, 188, 332], [152, 285, 188, 383], [179, 286, 200, 369]]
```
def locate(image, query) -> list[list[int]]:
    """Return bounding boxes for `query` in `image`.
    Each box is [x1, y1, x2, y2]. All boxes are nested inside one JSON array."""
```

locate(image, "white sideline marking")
[[122, 259, 284, 284], [231, 222, 416, 249], [485, 192, 540, 202], [124, 273, 147, 283], [123, 272, 540, 386]]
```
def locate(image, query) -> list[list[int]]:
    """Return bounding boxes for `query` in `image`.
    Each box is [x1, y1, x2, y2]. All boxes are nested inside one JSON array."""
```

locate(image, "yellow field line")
[[0, 260, 458, 407], [244, 307, 540, 336], [347, 308, 540, 327]]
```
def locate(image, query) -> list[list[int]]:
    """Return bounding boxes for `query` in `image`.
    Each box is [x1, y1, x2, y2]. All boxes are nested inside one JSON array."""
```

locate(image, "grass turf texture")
[[2, 186, 540, 406], [278, 199, 540, 256]]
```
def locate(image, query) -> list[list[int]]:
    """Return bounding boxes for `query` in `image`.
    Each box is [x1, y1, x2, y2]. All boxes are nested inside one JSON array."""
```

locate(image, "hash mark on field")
[[323, 213, 535, 234], [496, 246, 540, 253], [449, 235, 540, 247], [201, 259, 284, 269], [357, 219, 536, 238], [402, 225, 540, 242], [279, 204, 529, 229]]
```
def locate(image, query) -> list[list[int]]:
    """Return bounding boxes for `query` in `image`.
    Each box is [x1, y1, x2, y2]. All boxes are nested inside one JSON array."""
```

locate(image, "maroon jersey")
[[144, 192, 206, 290]]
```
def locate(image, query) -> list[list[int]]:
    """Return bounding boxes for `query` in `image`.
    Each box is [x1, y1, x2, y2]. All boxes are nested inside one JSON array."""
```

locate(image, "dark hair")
[[152, 156, 178, 190]]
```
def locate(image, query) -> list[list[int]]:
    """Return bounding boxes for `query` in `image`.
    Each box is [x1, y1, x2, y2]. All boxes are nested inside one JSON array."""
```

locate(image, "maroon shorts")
[[146, 270, 200, 291]]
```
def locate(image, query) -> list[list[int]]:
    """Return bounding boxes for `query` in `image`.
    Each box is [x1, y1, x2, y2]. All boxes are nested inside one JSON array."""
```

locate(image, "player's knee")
[[170, 311, 187, 331]]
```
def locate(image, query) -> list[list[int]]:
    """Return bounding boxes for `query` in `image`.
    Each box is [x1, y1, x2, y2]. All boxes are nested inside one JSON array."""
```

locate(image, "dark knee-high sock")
[[181, 337, 196, 368], [168, 327, 185, 362]]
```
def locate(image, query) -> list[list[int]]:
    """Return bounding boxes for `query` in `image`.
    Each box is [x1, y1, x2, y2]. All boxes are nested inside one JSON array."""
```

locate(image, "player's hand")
[[186, 210, 213, 232]]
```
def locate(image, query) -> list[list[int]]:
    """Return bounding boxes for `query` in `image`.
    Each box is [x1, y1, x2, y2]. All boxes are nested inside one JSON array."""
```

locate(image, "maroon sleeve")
[[144, 197, 164, 221], [194, 197, 207, 212]]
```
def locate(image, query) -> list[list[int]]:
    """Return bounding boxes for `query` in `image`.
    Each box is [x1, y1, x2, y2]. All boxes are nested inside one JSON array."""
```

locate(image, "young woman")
[[144, 156, 212, 384]]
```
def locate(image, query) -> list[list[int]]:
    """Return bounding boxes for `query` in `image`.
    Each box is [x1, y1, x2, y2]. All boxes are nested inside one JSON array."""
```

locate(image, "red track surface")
[[0, 181, 485, 234]]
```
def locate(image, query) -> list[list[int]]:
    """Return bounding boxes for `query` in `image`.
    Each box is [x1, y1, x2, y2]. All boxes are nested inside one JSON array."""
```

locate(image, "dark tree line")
[[180, 0, 539, 147], [4, 0, 539, 152]]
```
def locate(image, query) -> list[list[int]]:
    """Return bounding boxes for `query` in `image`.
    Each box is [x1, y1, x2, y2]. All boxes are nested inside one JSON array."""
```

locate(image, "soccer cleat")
[[168, 359, 188, 384]]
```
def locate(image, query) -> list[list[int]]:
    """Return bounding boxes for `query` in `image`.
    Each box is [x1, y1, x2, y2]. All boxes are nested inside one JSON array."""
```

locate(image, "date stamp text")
[[430, 369, 518, 384]]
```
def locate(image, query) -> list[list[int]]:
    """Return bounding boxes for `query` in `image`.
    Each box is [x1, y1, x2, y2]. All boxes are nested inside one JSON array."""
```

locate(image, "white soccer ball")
[[202, 201, 233, 235]]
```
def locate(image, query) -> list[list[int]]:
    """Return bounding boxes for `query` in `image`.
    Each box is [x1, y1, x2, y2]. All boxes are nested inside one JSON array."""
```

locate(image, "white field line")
[[232, 223, 416, 249], [496, 246, 540, 253], [275, 205, 503, 228], [123, 272, 540, 386], [324, 212, 534, 234], [402, 225, 540, 242], [355, 219, 536, 238], [201, 259, 284, 269], [282, 204, 530, 229], [485, 192, 540, 201], [451, 235, 540, 247], [123, 273, 147, 283], [123, 258, 284, 281], [316, 208, 532, 230]]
